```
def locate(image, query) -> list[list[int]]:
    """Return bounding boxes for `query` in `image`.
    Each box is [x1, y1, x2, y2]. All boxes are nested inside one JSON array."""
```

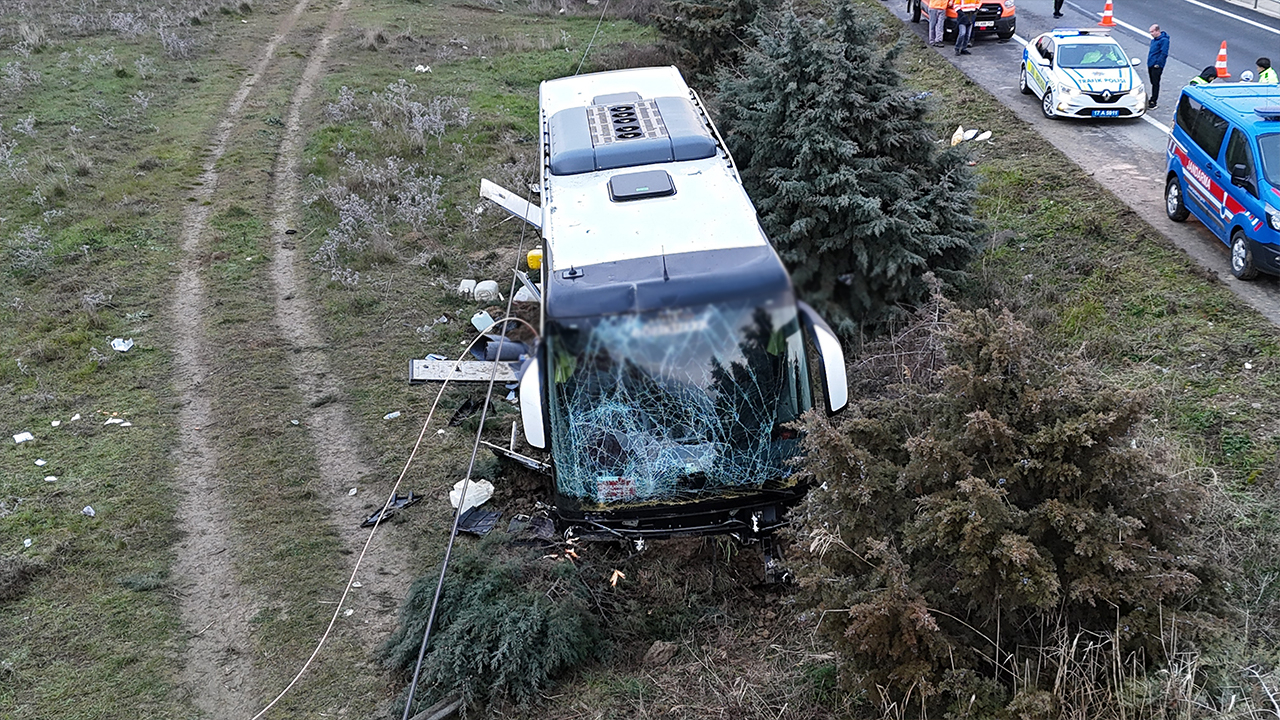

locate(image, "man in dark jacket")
[[1148, 24, 1170, 109]]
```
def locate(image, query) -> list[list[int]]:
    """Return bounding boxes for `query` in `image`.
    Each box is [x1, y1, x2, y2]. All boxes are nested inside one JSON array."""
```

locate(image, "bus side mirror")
[[797, 301, 848, 414], [519, 355, 546, 448]]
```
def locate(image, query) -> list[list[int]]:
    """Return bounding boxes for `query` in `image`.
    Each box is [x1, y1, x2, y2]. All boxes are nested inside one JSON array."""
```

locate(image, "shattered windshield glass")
[[546, 293, 812, 507]]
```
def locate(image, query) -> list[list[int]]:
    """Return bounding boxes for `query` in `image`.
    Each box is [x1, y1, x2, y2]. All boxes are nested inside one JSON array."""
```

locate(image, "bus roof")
[[537, 67, 771, 273]]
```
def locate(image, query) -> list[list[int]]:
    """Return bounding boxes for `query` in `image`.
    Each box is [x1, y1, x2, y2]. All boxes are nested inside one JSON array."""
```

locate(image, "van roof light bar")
[[1256, 106, 1280, 120]]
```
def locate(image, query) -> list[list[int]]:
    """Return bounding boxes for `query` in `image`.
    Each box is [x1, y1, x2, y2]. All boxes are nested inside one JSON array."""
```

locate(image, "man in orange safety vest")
[[927, 0, 948, 47], [954, 0, 979, 56]]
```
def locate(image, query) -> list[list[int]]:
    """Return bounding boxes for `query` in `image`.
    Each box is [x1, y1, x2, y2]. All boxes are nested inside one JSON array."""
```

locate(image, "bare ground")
[[169, 0, 413, 715]]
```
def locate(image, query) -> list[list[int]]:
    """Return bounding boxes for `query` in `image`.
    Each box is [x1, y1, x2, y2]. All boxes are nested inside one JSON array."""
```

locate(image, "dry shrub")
[[792, 288, 1219, 717], [361, 27, 388, 51], [18, 23, 47, 51], [0, 555, 45, 602]]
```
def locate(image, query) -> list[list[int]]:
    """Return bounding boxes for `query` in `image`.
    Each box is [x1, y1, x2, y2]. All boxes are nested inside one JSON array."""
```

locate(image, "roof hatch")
[[547, 95, 717, 175], [608, 170, 675, 202]]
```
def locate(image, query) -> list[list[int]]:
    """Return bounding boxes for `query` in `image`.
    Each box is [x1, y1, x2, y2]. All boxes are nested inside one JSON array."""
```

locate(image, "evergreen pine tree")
[[654, 0, 776, 78], [716, 5, 983, 336]]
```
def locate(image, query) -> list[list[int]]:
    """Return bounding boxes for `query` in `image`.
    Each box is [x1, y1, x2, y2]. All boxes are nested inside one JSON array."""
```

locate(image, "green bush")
[[716, 4, 983, 336], [383, 539, 603, 713], [792, 294, 1214, 714]]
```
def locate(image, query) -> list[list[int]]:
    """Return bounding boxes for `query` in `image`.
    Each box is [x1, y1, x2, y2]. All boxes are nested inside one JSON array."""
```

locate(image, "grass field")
[[3, 0, 1280, 717]]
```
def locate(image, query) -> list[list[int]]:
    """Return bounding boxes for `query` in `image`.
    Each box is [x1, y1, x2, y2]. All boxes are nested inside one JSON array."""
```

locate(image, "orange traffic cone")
[[1098, 0, 1116, 27], [1216, 41, 1231, 78]]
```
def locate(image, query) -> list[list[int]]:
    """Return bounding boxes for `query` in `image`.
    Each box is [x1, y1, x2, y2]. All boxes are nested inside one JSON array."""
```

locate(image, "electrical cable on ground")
[[248, 305, 536, 719], [398, 184, 537, 720], [574, 0, 612, 76]]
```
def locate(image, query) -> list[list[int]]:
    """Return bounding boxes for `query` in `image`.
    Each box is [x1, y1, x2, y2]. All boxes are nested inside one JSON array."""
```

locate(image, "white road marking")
[[1011, 32, 1170, 134], [1173, 0, 1280, 35]]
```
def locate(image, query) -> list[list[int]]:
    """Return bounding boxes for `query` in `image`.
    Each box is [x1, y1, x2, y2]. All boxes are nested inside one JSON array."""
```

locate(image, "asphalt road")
[[882, 0, 1280, 326]]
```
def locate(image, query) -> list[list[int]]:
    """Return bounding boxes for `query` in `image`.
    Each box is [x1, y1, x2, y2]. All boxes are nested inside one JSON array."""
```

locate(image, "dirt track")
[[169, 0, 411, 715]]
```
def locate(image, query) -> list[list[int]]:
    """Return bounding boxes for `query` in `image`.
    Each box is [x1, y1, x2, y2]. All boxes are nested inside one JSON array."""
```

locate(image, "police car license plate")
[[1091, 109, 1120, 118], [976, 21, 994, 28]]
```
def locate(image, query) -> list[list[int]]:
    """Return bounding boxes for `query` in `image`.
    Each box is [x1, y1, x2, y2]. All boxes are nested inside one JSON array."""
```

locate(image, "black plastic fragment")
[[360, 491, 422, 527], [457, 507, 502, 536]]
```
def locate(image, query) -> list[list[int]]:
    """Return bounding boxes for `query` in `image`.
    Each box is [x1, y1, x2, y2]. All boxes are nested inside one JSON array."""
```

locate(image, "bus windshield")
[[545, 293, 813, 507]]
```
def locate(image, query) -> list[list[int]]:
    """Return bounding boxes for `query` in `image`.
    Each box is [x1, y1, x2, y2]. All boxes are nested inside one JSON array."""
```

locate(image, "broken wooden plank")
[[408, 359, 517, 384]]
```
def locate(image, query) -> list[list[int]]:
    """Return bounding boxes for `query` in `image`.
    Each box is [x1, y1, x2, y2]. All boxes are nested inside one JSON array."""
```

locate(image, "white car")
[[1020, 29, 1147, 119]]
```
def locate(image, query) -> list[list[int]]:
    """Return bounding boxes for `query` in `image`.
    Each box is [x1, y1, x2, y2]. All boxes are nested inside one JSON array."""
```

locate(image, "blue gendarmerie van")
[[1166, 84, 1280, 279]]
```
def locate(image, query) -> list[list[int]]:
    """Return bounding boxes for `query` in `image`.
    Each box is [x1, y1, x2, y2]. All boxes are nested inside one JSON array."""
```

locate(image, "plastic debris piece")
[[110, 338, 134, 352], [14, 432, 33, 443], [383, 411, 401, 420], [352, 581, 363, 588], [50, 420, 61, 428], [348, 487, 358, 496], [507, 515, 556, 543], [963, 128, 980, 142], [285, 228, 298, 235], [24, 539, 32, 548], [82, 506, 96, 517], [44, 476, 56, 483], [449, 479, 495, 514], [426, 353, 447, 361], [360, 491, 422, 527], [1246, 362, 1254, 370], [471, 310, 495, 332], [974, 130, 992, 142], [436, 428, 445, 435], [105, 418, 124, 425], [513, 285, 538, 303], [435, 315, 449, 324], [71, 414, 81, 421], [343, 608, 354, 617], [526, 247, 543, 270], [457, 507, 501, 536], [121, 422, 132, 427], [473, 280, 501, 302], [951, 125, 965, 146], [471, 334, 528, 362], [291, 419, 300, 425], [35, 459, 46, 466], [414, 64, 431, 73], [448, 397, 488, 427], [610, 569, 626, 587], [457, 279, 477, 297]]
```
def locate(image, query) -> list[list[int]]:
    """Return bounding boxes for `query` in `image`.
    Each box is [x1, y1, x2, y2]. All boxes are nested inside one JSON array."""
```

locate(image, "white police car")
[[1020, 29, 1147, 119]]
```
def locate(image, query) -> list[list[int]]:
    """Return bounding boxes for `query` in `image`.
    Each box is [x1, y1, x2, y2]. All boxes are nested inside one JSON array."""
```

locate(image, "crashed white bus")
[[482, 66, 847, 543]]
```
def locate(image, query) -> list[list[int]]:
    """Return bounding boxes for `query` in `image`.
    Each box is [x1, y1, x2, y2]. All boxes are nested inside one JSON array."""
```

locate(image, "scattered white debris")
[[352, 581, 363, 588], [457, 279, 477, 297], [110, 337, 134, 352], [437, 429, 446, 435], [343, 608, 354, 617], [44, 476, 56, 483], [414, 64, 431, 73], [121, 422, 132, 427], [13, 432, 33, 444], [974, 130, 992, 142], [383, 411, 401, 420], [471, 310, 495, 332], [449, 479, 495, 514], [348, 487, 358, 496], [291, 419, 300, 425], [71, 414, 81, 421], [82, 506, 96, 517], [473, 280, 501, 302], [24, 538, 32, 548], [35, 459, 46, 466], [50, 420, 61, 428], [105, 418, 125, 425], [1245, 362, 1254, 369]]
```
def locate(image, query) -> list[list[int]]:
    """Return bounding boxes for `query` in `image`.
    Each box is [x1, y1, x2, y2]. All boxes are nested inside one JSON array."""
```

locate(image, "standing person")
[[954, 0, 978, 56], [1258, 57, 1279, 84], [1147, 25, 1169, 109], [1053, 0, 1064, 18], [927, 0, 948, 47]]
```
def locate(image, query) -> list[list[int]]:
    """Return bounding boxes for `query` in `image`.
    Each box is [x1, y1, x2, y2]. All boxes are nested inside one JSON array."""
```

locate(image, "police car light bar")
[[1255, 106, 1280, 121], [1049, 28, 1112, 36]]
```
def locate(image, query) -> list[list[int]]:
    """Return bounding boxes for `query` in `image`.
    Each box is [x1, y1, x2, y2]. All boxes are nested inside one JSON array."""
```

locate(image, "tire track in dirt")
[[269, 0, 416, 649], [170, 1, 313, 716]]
